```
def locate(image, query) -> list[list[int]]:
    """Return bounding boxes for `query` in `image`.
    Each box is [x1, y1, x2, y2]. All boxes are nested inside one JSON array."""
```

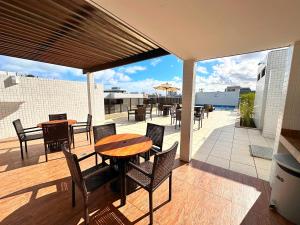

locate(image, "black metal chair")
[[175, 109, 181, 129], [140, 123, 165, 161], [170, 105, 176, 125], [49, 113, 67, 121], [157, 103, 164, 116], [71, 114, 92, 147], [204, 104, 211, 118], [62, 145, 118, 225], [12, 119, 43, 159], [42, 121, 70, 162], [93, 123, 116, 165], [126, 141, 178, 225], [146, 104, 153, 120], [194, 107, 203, 129], [135, 106, 146, 121], [127, 107, 136, 121]]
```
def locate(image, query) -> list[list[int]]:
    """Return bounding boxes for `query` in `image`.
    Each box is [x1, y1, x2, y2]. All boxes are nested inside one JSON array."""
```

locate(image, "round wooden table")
[[95, 133, 152, 206], [37, 119, 77, 127]]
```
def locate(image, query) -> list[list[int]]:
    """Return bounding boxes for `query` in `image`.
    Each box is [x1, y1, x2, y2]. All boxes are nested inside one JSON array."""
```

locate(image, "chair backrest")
[[146, 104, 153, 112], [151, 141, 178, 187], [49, 113, 67, 121], [176, 109, 181, 120], [62, 145, 86, 195], [158, 103, 164, 111], [87, 114, 92, 130], [146, 123, 165, 150], [170, 105, 176, 114], [201, 107, 205, 117], [136, 106, 146, 116], [12, 119, 25, 140], [42, 122, 69, 145], [93, 123, 116, 143], [176, 104, 181, 109], [194, 107, 201, 114], [204, 104, 211, 112]]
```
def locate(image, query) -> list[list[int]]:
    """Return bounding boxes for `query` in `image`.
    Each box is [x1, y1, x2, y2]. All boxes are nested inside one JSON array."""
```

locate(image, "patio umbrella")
[[154, 82, 180, 97]]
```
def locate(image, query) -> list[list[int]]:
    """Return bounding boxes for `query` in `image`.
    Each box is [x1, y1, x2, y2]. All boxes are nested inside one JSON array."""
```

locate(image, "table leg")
[[119, 158, 127, 206]]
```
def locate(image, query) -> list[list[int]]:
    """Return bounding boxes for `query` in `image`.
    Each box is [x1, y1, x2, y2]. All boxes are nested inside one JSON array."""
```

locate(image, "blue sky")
[[0, 50, 268, 94]]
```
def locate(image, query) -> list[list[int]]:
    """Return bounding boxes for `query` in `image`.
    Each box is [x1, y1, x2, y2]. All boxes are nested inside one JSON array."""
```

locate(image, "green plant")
[[239, 93, 255, 127]]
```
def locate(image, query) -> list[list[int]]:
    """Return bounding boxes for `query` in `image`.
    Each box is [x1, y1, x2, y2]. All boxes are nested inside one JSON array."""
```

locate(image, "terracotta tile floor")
[[0, 132, 293, 225]]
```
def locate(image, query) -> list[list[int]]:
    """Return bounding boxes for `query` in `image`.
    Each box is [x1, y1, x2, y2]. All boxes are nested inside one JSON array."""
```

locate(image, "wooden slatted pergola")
[[0, 0, 169, 73]]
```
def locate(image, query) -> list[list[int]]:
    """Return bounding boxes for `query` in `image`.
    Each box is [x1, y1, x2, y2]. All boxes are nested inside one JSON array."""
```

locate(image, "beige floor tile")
[[210, 149, 231, 160], [206, 155, 230, 169], [253, 157, 272, 170], [192, 152, 209, 162], [231, 148, 251, 157], [230, 154, 255, 166], [213, 145, 232, 152], [230, 161, 257, 178], [256, 167, 271, 181]]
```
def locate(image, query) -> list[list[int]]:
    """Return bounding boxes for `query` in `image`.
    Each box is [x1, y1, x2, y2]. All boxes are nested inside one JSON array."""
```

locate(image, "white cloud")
[[103, 51, 268, 94], [94, 69, 131, 85], [173, 76, 182, 82], [195, 51, 269, 91], [176, 58, 182, 63], [196, 65, 208, 74], [0, 55, 82, 79], [118, 65, 146, 74], [150, 58, 162, 66]]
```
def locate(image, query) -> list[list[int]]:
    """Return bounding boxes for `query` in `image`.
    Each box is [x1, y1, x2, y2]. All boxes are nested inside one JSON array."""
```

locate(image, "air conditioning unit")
[[4, 75, 20, 88], [9, 75, 20, 85]]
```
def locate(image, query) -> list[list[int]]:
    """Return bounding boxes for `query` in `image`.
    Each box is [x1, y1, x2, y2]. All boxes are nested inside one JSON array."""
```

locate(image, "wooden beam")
[[83, 48, 169, 73]]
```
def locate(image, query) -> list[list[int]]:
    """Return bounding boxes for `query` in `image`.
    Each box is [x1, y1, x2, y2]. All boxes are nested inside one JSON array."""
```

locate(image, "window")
[[257, 73, 260, 81], [261, 67, 266, 78]]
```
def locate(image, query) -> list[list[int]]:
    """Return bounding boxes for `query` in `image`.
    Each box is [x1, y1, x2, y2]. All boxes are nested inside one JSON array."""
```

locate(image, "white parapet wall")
[[195, 90, 239, 107], [0, 73, 105, 140]]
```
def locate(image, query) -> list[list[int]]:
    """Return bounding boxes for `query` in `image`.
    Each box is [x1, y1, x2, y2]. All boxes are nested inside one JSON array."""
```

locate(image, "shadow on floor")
[[0, 136, 91, 173], [0, 158, 186, 225], [185, 159, 294, 225]]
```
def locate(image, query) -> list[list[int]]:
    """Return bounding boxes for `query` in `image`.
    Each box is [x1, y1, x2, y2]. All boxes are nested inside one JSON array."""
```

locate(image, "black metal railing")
[[104, 97, 182, 114]]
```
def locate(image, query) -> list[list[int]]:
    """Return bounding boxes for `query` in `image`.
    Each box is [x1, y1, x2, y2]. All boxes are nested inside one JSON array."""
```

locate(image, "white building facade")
[[253, 49, 288, 138], [195, 87, 240, 107], [0, 72, 105, 139]]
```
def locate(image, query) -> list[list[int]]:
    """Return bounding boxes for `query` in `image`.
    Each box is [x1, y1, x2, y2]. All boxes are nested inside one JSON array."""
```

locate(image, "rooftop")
[[0, 110, 283, 225]]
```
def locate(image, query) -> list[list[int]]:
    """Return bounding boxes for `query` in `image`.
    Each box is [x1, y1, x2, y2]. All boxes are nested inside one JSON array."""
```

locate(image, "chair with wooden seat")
[[42, 121, 70, 162], [126, 141, 178, 225], [62, 145, 118, 225], [140, 123, 165, 161], [49, 113, 67, 121], [13, 119, 43, 159], [71, 114, 92, 147]]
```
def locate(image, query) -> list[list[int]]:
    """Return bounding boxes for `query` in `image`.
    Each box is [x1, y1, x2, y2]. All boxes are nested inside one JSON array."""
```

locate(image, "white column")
[[180, 59, 196, 162], [87, 72, 95, 119], [270, 41, 300, 186]]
